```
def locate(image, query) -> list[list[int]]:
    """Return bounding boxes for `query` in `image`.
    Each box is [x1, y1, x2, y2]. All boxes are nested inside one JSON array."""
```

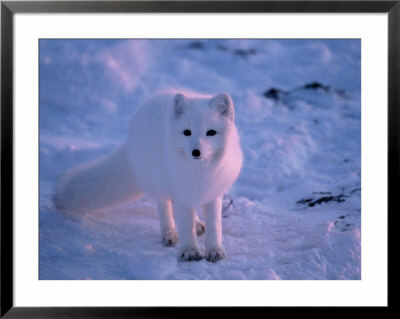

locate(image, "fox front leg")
[[174, 203, 202, 261], [203, 197, 226, 262]]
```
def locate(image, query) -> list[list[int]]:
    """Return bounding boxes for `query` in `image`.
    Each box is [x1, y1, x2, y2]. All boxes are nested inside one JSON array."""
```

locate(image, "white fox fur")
[[54, 90, 243, 262]]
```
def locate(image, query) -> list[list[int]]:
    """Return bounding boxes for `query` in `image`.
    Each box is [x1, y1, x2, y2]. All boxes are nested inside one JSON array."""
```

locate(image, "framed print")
[[1, 0, 396, 317]]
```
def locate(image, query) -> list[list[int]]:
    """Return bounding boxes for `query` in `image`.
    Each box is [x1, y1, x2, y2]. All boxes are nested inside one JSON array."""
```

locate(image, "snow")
[[39, 39, 361, 280]]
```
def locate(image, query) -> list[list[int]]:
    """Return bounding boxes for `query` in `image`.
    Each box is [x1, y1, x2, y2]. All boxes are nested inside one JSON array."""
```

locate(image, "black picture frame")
[[1, 0, 396, 317]]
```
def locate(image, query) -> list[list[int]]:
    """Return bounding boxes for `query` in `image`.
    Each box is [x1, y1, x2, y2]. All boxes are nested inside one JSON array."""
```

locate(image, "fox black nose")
[[192, 149, 201, 158]]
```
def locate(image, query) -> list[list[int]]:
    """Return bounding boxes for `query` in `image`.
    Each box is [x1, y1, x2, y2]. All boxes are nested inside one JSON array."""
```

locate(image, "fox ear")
[[210, 93, 234, 121], [173, 93, 190, 117]]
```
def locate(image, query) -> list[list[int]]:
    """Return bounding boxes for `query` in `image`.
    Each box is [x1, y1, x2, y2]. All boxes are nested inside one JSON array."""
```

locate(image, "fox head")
[[169, 92, 237, 163]]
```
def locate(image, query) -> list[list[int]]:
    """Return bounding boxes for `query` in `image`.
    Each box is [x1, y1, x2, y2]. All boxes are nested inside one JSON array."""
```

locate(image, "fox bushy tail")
[[53, 143, 144, 213]]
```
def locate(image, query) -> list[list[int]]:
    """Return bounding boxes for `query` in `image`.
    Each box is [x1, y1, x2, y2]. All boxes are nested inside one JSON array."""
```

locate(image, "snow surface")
[[39, 39, 361, 280]]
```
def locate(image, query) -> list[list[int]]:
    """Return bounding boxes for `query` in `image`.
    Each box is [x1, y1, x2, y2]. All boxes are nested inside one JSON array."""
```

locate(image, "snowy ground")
[[39, 39, 361, 280]]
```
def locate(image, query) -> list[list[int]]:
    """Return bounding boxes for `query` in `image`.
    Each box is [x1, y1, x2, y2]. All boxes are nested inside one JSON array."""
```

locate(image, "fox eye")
[[206, 130, 217, 136], [183, 129, 191, 136]]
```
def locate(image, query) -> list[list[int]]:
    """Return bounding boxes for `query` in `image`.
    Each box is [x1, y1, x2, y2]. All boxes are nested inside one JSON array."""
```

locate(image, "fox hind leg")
[[157, 200, 178, 247], [195, 214, 205, 236]]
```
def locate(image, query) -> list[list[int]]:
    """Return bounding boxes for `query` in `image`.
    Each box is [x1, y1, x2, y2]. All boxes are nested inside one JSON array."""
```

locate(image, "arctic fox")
[[54, 90, 243, 262]]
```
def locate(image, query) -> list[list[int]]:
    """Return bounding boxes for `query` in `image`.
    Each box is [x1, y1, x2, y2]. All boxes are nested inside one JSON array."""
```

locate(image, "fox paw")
[[196, 221, 205, 236], [180, 247, 203, 261], [162, 230, 179, 247], [206, 247, 226, 262]]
